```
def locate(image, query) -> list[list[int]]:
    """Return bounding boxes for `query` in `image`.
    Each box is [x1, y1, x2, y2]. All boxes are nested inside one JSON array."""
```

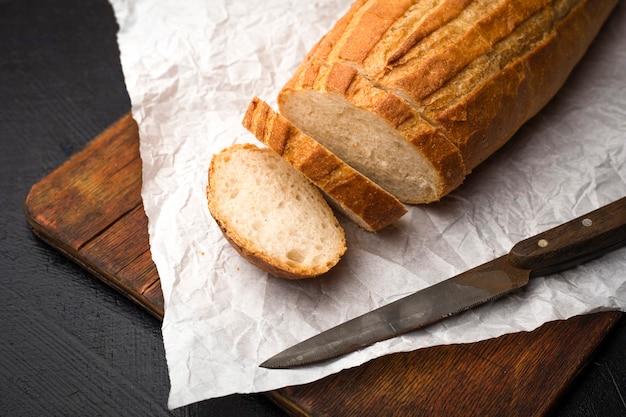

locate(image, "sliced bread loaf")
[[277, 0, 618, 203], [242, 97, 407, 232], [207, 143, 346, 279]]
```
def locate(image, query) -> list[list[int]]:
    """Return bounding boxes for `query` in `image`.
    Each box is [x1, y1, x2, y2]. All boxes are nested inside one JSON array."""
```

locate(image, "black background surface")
[[1, 1, 624, 416]]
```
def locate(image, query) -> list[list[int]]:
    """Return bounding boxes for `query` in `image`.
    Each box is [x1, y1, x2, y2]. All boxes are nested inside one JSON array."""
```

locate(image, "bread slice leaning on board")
[[277, 0, 618, 204], [242, 97, 407, 232], [207, 144, 346, 279]]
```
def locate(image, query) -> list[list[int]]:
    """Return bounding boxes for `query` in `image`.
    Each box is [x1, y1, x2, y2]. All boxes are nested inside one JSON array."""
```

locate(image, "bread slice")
[[277, 0, 618, 203], [242, 97, 407, 232], [207, 143, 346, 279]]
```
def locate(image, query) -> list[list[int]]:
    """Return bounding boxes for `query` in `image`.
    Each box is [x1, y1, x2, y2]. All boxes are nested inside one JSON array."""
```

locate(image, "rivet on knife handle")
[[508, 197, 626, 276]]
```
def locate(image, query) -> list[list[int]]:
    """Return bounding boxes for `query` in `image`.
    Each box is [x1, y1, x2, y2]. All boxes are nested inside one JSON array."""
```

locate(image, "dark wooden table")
[[1, 1, 625, 416]]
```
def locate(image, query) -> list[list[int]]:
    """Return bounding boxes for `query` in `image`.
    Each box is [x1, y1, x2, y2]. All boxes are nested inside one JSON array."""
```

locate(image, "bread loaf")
[[278, 0, 618, 203], [207, 144, 346, 279], [242, 97, 407, 232]]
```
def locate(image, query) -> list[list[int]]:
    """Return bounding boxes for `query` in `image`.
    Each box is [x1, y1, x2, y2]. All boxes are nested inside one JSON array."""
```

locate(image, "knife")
[[261, 197, 626, 369]]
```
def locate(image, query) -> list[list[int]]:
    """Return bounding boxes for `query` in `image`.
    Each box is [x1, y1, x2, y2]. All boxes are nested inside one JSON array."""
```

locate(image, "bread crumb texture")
[[207, 144, 346, 279]]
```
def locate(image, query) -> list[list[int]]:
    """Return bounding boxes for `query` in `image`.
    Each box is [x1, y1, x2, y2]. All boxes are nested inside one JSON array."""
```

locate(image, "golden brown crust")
[[430, 0, 619, 169], [338, 0, 413, 63], [278, 0, 618, 202], [385, 0, 472, 67], [243, 97, 407, 231], [379, 0, 554, 103], [325, 63, 358, 94]]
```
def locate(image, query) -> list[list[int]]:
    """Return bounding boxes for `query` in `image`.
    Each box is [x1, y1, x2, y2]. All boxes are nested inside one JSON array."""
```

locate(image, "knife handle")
[[508, 197, 626, 277]]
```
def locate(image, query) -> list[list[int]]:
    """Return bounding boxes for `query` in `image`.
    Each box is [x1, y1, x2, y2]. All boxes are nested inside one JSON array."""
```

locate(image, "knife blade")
[[261, 197, 626, 369]]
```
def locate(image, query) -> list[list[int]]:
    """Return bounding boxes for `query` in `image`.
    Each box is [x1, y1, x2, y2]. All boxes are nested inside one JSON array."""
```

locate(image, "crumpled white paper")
[[108, 0, 626, 409]]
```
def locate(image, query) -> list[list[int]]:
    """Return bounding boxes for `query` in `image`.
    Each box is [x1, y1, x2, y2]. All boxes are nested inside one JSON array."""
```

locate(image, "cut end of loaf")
[[207, 143, 346, 279], [278, 90, 456, 204]]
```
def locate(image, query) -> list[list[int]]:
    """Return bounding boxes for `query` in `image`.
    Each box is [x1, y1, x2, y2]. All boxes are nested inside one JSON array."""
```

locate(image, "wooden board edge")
[[264, 311, 622, 417], [22, 112, 163, 320], [540, 311, 623, 415], [24, 205, 164, 320], [264, 390, 312, 417]]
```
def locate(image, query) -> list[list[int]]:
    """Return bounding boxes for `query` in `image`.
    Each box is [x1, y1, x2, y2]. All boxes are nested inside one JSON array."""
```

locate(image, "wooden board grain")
[[24, 113, 622, 417], [24, 114, 164, 318]]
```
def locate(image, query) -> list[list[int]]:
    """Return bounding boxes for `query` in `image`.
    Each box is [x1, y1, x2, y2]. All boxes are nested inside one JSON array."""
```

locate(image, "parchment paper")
[[108, 0, 626, 409]]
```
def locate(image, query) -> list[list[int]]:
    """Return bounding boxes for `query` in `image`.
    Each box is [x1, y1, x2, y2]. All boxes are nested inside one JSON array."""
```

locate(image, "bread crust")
[[243, 97, 407, 231], [428, 0, 619, 169], [278, 0, 618, 203]]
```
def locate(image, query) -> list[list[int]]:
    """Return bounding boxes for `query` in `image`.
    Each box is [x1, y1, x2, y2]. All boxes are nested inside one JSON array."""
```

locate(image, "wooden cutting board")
[[24, 113, 622, 417]]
